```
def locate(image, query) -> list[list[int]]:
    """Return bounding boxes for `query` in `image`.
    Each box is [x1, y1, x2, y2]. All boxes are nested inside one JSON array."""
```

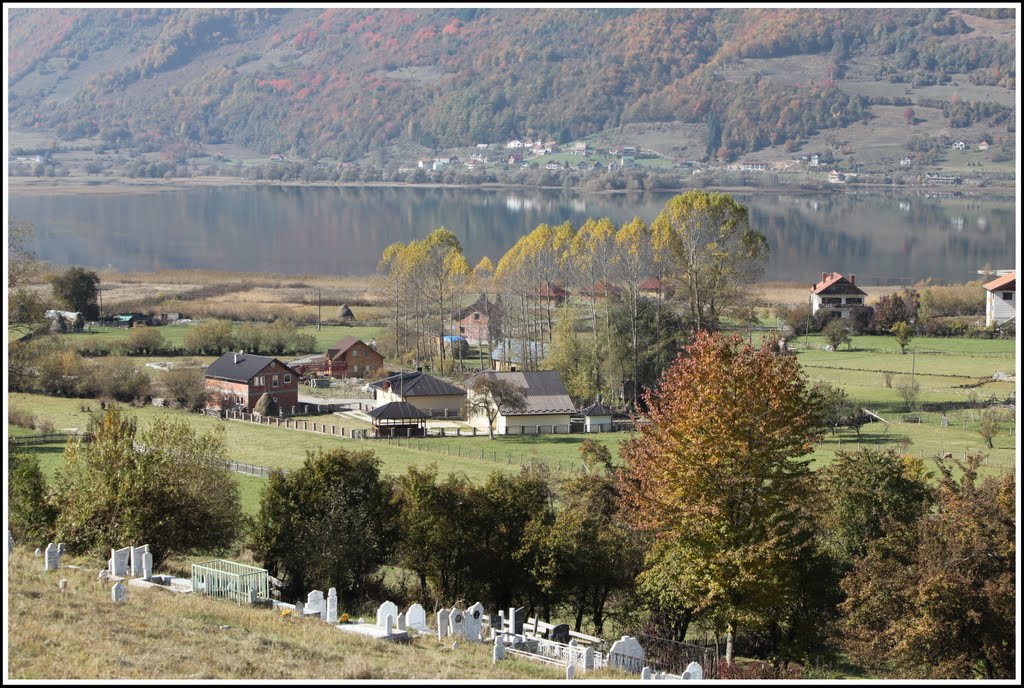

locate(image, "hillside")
[[7, 7, 1015, 162], [7, 547, 623, 680]]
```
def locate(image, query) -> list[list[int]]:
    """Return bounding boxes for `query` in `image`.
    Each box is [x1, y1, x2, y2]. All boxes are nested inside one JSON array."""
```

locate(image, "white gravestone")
[[35, 547, 41, 557], [326, 588, 338, 624], [295, 600, 304, 616], [111, 581, 126, 603], [405, 603, 428, 631], [7, 531, 13, 553], [566, 663, 575, 680], [607, 635, 645, 674], [583, 646, 595, 672], [130, 544, 150, 578], [376, 600, 399, 627], [493, 637, 505, 663], [142, 552, 153, 581], [44, 543, 60, 571], [384, 613, 394, 637], [306, 590, 325, 617], [396, 612, 407, 631], [464, 602, 484, 642], [641, 667, 653, 680], [248, 586, 258, 604], [683, 661, 702, 680], [57, 543, 65, 555], [448, 606, 465, 638], [437, 609, 449, 639], [110, 547, 130, 577]]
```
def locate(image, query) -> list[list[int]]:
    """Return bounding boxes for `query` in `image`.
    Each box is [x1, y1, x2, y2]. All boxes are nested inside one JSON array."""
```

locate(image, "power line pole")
[[317, 289, 321, 331]]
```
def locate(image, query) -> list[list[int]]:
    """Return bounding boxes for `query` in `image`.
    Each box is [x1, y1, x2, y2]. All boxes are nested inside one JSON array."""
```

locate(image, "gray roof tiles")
[[464, 370, 575, 415], [369, 370, 466, 397], [205, 352, 296, 383]]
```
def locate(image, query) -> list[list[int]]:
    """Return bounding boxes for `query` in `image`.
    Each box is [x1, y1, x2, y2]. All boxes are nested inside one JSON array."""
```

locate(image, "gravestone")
[[384, 613, 394, 637], [44, 543, 60, 571], [607, 635, 645, 674], [493, 637, 505, 663], [110, 547, 131, 577], [683, 661, 702, 680], [448, 606, 465, 638], [295, 600, 304, 616], [57, 543, 65, 555], [35, 547, 41, 557], [583, 647, 595, 671], [566, 663, 575, 679], [551, 623, 570, 644], [248, 586, 258, 604], [641, 667, 653, 680], [142, 552, 153, 581], [111, 581, 126, 603], [59, 579, 68, 591], [307, 590, 325, 618], [437, 609, 449, 639], [326, 588, 338, 624], [509, 606, 526, 635], [396, 612, 407, 631], [405, 603, 428, 632], [130, 544, 150, 578], [376, 600, 399, 628], [464, 602, 484, 642]]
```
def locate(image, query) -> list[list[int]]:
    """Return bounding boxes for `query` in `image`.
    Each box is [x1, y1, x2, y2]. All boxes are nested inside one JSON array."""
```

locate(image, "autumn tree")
[[422, 227, 471, 374], [568, 217, 617, 393], [977, 408, 1004, 449], [891, 321, 913, 354], [123, 325, 166, 355], [465, 374, 528, 439], [610, 217, 655, 405], [161, 365, 211, 411], [822, 318, 852, 350], [839, 455, 1015, 679], [51, 407, 242, 566], [8, 219, 48, 337], [620, 331, 822, 664], [543, 304, 599, 407], [183, 318, 235, 355], [50, 266, 101, 320], [651, 191, 769, 332]]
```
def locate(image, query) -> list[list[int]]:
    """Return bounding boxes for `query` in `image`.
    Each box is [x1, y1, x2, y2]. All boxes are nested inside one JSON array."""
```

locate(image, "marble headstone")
[[464, 602, 484, 642], [405, 603, 428, 631], [142, 551, 153, 581], [437, 609, 449, 639], [396, 612, 407, 631], [306, 590, 325, 618], [44, 543, 60, 571], [111, 581, 126, 603], [326, 588, 338, 624], [683, 661, 703, 680], [376, 600, 399, 627], [448, 606, 465, 638], [110, 547, 130, 577]]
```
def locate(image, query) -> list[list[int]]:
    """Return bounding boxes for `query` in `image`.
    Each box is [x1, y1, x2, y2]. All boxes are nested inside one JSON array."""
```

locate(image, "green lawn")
[[57, 323, 384, 356]]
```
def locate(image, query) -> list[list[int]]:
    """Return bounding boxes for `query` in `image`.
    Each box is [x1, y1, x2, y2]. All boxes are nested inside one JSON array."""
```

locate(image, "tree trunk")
[[725, 620, 737, 665], [574, 606, 585, 633]]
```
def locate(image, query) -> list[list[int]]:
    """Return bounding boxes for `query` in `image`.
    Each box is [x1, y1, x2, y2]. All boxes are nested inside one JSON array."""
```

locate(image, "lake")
[[8, 185, 1017, 285]]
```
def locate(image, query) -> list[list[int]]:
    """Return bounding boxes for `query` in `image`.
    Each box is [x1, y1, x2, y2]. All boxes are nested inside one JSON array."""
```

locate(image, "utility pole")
[[317, 289, 321, 331], [912, 350, 916, 380]]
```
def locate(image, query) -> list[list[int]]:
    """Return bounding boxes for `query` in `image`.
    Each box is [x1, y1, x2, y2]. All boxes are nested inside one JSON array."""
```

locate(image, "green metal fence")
[[191, 559, 269, 604]]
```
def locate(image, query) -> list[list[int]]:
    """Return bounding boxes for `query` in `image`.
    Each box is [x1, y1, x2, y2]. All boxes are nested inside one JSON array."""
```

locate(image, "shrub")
[[123, 325, 166, 355], [823, 319, 852, 350], [90, 357, 151, 402], [8, 445, 57, 547], [8, 407, 38, 429], [162, 366, 211, 411]]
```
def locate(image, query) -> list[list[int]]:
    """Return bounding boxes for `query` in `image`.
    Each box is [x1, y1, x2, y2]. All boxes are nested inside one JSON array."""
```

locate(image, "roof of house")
[[367, 401, 428, 421], [983, 272, 1016, 291], [205, 352, 295, 383], [369, 370, 466, 397], [639, 277, 663, 291], [580, 402, 615, 417], [458, 297, 503, 320], [326, 336, 379, 360], [534, 284, 568, 298], [464, 370, 575, 415], [811, 272, 867, 296]]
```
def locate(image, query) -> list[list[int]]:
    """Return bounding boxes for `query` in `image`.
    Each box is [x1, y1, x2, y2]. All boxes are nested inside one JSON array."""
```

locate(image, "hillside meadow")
[[6, 548, 617, 680]]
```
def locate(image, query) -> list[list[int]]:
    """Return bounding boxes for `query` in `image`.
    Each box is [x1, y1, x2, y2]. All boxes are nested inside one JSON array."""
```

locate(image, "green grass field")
[[57, 323, 384, 356]]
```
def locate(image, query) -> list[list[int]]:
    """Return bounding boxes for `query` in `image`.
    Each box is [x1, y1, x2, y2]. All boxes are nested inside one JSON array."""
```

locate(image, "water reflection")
[[8, 186, 1015, 284]]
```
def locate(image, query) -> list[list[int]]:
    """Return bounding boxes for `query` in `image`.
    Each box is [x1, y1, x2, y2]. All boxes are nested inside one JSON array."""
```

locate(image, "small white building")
[[580, 402, 614, 433], [951, 140, 966, 151], [810, 272, 867, 319], [982, 272, 1016, 327]]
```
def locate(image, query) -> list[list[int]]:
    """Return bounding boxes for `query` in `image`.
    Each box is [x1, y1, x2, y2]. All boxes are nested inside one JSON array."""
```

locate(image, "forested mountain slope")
[[7, 7, 1015, 161]]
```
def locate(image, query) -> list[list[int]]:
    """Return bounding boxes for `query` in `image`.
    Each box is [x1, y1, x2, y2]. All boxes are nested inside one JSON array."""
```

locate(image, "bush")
[[823, 319, 852, 350], [916, 280, 984, 319], [90, 357, 151, 402], [123, 325, 166, 355], [8, 445, 57, 547], [921, 317, 972, 337], [162, 366, 211, 411], [8, 407, 38, 429]]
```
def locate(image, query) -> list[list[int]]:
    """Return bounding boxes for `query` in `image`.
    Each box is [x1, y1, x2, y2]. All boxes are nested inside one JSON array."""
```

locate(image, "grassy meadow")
[[6, 548, 608, 680]]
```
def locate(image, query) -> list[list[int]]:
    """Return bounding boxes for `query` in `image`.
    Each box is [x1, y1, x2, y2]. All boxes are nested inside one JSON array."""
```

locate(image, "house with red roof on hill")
[[810, 272, 867, 319]]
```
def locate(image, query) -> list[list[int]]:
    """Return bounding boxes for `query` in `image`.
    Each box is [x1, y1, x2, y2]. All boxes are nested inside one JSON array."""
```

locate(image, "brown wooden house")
[[325, 336, 384, 379], [205, 351, 299, 413]]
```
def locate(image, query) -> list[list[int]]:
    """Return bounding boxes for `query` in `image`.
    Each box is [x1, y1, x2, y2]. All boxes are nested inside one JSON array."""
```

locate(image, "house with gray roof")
[[369, 370, 466, 417], [204, 351, 299, 413], [463, 370, 576, 435]]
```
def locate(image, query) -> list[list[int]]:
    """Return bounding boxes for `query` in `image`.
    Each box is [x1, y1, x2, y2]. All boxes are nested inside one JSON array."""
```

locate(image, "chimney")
[[822, 272, 827, 282], [416, 366, 423, 373], [233, 352, 239, 364], [850, 274, 855, 285]]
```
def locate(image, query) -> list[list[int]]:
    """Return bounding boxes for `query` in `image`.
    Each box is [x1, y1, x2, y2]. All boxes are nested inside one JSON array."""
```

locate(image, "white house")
[[580, 401, 614, 433], [810, 272, 867, 319], [977, 140, 990, 151], [464, 370, 575, 435], [506, 139, 524, 149], [982, 271, 1015, 327], [951, 140, 966, 151], [369, 370, 466, 417]]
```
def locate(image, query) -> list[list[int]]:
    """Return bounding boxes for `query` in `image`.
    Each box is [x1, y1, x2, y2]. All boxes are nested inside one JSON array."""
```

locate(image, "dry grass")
[[6, 548, 591, 680]]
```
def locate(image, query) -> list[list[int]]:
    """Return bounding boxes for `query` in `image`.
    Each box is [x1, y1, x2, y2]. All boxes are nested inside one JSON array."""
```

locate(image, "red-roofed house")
[[810, 272, 867, 319], [324, 336, 384, 379], [982, 272, 1016, 327]]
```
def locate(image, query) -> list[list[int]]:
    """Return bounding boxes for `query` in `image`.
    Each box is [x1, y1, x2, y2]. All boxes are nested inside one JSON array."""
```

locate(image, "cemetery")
[[13, 531, 707, 680]]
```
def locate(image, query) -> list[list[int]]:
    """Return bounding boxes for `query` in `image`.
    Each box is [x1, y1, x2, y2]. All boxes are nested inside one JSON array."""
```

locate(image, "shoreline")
[[6, 174, 1015, 198]]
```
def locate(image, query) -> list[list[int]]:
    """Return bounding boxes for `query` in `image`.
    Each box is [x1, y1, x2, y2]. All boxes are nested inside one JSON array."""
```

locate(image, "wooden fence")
[[9, 432, 92, 446]]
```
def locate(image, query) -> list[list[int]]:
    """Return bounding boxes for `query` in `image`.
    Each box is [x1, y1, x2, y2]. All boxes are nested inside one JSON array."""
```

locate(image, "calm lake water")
[[8, 185, 1017, 285]]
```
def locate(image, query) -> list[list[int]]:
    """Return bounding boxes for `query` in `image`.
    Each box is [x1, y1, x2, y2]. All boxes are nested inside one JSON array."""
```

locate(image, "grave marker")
[[384, 614, 394, 637], [683, 661, 702, 680], [142, 552, 153, 581], [130, 544, 150, 578], [607, 635, 645, 674], [327, 588, 338, 624], [7, 531, 13, 553], [551, 623, 570, 644], [396, 612, 407, 631], [437, 609, 449, 639], [376, 600, 399, 627], [44, 543, 60, 571], [405, 603, 428, 631], [307, 590, 325, 618], [448, 606, 465, 638], [110, 547, 130, 577], [464, 602, 484, 642], [111, 582, 126, 603]]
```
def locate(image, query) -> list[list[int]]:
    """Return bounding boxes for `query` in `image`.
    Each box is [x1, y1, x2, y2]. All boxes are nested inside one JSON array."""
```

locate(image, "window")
[[474, 313, 480, 320], [846, 298, 862, 305], [272, 374, 279, 387], [352, 349, 361, 358], [255, 376, 265, 387], [459, 326, 466, 334], [284, 374, 291, 384], [1002, 292, 1013, 301]]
